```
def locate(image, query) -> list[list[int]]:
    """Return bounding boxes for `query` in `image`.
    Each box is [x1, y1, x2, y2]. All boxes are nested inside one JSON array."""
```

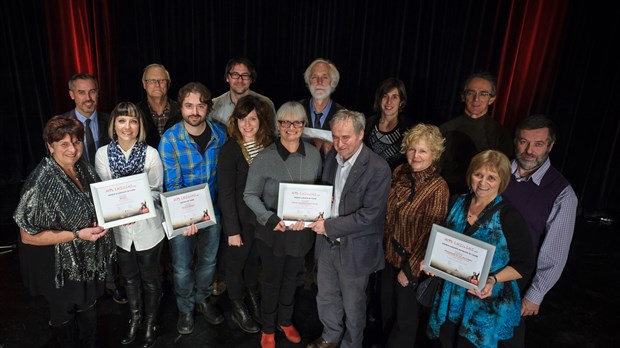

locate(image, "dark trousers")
[[439, 320, 477, 348], [117, 240, 164, 302], [257, 239, 304, 334], [380, 264, 422, 348], [225, 233, 259, 300], [499, 317, 526, 348]]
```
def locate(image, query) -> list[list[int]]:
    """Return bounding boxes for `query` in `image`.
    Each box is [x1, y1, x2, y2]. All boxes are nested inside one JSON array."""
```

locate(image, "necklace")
[[284, 155, 303, 182]]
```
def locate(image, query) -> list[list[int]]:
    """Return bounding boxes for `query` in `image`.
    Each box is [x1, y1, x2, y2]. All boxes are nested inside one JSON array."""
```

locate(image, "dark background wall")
[[2, 0, 619, 245]]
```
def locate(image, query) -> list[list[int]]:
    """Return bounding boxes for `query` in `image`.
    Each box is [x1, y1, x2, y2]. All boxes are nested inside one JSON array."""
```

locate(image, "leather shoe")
[[177, 312, 194, 335], [106, 287, 128, 304], [307, 336, 339, 348], [278, 324, 301, 343], [198, 301, 224, 325]]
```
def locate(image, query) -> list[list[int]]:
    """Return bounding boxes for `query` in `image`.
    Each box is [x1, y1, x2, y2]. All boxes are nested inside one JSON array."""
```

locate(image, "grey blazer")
[[315, 145, 391, 277]]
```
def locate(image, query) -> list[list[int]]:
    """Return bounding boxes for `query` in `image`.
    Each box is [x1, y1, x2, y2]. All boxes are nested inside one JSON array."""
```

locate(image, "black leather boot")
[[142, 291, 161, 348], [245, 288, 261, 324], [121, 285, 142, 345], [231, 299, 260, 333]]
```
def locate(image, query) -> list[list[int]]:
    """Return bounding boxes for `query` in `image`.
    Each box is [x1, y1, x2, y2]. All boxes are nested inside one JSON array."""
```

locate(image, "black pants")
[[257, 239, 304, 334], [380, 264, 422, 348], [224, 231, 259, 300], [439, 320, 477, 348], [117, 240, 164, 300]]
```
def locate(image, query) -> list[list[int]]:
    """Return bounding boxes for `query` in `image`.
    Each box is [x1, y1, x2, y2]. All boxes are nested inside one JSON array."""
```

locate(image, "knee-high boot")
[[142, 290, 161, 348], [75, 303, 98, 348], [121, 285, 142, 345]]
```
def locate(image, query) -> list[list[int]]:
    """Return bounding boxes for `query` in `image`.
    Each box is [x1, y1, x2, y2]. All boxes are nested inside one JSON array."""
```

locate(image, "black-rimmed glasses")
[[228, 72, 252, 81], [278, 120, 304, 128]]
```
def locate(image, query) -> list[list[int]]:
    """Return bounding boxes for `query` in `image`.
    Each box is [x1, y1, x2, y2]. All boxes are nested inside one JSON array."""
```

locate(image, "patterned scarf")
[[107, 140, 147, 178]]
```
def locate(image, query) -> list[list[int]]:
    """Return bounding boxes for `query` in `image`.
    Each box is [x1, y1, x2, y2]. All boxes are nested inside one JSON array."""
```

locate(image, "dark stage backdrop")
[[2, 0, 619, 244]]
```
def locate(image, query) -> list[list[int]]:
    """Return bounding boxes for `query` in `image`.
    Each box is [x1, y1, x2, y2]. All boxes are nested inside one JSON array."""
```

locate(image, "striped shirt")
[[510, 158, 578, 305]]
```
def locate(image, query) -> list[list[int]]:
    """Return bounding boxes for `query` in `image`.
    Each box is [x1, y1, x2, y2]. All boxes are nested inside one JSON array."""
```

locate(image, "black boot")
[[50, 319, 79, 348], [76, 303, 98, 348], [245, 288, 261, 324], [121, 285, 142, 345], [142, 291, 161, 348], [231, 299, 260, 334]]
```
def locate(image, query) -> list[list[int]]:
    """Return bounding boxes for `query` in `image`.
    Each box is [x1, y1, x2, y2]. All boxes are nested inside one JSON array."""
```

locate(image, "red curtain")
[[45, 0, 114, 114], [494, 0, 568, 131]]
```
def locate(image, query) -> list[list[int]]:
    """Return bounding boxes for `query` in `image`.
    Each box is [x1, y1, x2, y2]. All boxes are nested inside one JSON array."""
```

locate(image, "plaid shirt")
[[159, 120, 226, 216]]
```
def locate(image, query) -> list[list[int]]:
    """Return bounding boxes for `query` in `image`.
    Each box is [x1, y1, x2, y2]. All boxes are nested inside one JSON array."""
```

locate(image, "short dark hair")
[[227, 95, 274, 148], [109, 102, 147, 143], [177, 82, 213, 112], [373, 78, 407, 113], [43, 115, 84, 145], [68, 73, 98, 90], [224, 57, 257, 82], [515, 114, 556, 144], [461, 71, 497, 97]]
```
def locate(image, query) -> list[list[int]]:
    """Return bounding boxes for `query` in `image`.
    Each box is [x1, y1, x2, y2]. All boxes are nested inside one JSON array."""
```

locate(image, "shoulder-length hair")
[[227, 95, 274, 148], [373, 77, 407, 113], [400, 123, 445, 163], [108, 102, 147, 143]]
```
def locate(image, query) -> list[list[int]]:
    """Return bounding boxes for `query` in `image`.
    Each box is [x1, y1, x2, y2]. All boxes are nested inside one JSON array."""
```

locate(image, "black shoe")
[[177, 312, 194, 335], [198, 301, 224, 325], [231, 300, 260, 333], [106, 287, 128, 305], [245, 290, 261, 324]]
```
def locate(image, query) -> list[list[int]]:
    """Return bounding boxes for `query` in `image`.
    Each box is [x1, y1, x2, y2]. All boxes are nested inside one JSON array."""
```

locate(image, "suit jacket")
[[299, 98, 344, 130], [315, 144, 391, 277], [58, 109, 111, 165]]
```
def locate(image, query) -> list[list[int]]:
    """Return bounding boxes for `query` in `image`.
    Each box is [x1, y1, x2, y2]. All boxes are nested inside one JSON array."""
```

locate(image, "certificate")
[[302, 128, 333, 142], [160, 184, 217, 239], [277, 183, 333, 227], [422, 224, 496, 291], [90, 173, 157, 229]]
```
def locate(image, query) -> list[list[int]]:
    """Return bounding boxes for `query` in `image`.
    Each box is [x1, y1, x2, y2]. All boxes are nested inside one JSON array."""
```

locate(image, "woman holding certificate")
[[218, 95, 274, 334], [13, 116, 115, 347], [244, 101, 322, 348], [95, 102, 166, 348], [380, 123, 449, 347], [427, 150, 534, 348]]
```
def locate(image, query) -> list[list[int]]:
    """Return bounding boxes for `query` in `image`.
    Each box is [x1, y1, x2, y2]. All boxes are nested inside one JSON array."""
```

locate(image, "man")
[[136, 63, 181, 148], [209, 57, 276, 295], [58, 73, 110, 166], [502, 114, 578, 347], [308, 110, 391, 348], [57, 73, 126, 304], [210, 57, 276, 129], [159, 82, 227, 335], [439, 71, 513, 194], [299, 58, 344, 156]]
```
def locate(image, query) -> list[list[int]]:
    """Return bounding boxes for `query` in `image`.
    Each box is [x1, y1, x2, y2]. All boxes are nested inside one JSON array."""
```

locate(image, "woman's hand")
[[467, 276, 495, 299], [79, 223, 108, 242], [397, 270, 410, 287], [274, 220, 287, 232], [288, 220, 306, 231], [228, 234, 243, 247]]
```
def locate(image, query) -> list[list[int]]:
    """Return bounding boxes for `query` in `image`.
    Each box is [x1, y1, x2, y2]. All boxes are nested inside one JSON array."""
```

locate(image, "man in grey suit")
[[308, 110, 391, 348], [58, 73, 111, 166]]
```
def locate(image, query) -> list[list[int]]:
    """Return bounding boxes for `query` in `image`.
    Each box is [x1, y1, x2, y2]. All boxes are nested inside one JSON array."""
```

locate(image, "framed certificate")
[[90, 173, 157, 229], [277, 183, 333, 227], [422, 224, 496, 291], [160, 184, 217, 239]]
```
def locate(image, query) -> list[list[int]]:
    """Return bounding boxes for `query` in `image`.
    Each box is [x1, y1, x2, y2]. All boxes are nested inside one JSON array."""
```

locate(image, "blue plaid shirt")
[[159, 119, 227, 216]]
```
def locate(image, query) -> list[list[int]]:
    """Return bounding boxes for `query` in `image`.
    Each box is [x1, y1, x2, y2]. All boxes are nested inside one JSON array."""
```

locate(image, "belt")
[[323, 235, 340, 246]]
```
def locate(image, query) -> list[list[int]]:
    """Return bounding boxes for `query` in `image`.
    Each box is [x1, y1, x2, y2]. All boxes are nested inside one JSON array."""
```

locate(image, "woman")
[[381, 123, 450, 347], [95, 102, 166, 348], [364, 77, 413, 171], [218, 95, 275, 334], [13, 116, 115, 347], [243, 101, 322, 348], [427, 150, 535, 347]]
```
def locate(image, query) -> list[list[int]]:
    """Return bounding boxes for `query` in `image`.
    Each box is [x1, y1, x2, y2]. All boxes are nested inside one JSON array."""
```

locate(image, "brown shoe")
[[306, 336, 339, 348]]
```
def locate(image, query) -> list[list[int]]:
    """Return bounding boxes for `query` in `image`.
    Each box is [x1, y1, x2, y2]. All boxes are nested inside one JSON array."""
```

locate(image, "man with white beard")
[[299, 58, 344, 156]]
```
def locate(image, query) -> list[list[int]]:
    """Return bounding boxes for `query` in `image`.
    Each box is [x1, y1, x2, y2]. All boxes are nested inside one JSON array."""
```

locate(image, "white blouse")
[[95, 144, 166, 252]]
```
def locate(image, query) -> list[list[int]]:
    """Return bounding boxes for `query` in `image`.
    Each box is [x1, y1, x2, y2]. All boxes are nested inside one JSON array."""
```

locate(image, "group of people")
[[13, 56, 577, 348]]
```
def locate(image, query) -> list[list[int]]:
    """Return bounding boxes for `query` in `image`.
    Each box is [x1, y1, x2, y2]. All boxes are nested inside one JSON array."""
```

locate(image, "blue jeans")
[[169, 224, 221, 313]]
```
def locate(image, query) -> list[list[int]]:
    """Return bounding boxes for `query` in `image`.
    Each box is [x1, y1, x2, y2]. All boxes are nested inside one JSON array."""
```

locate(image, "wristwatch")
[[73, 229, 81, 240]]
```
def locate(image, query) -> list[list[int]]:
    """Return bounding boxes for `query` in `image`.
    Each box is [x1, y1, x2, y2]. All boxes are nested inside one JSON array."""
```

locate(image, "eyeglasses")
[[228, 72, 252, 81], [145, 79, 169, 86], [278, 120, 304, 128], [464, 90, 493, 99]]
